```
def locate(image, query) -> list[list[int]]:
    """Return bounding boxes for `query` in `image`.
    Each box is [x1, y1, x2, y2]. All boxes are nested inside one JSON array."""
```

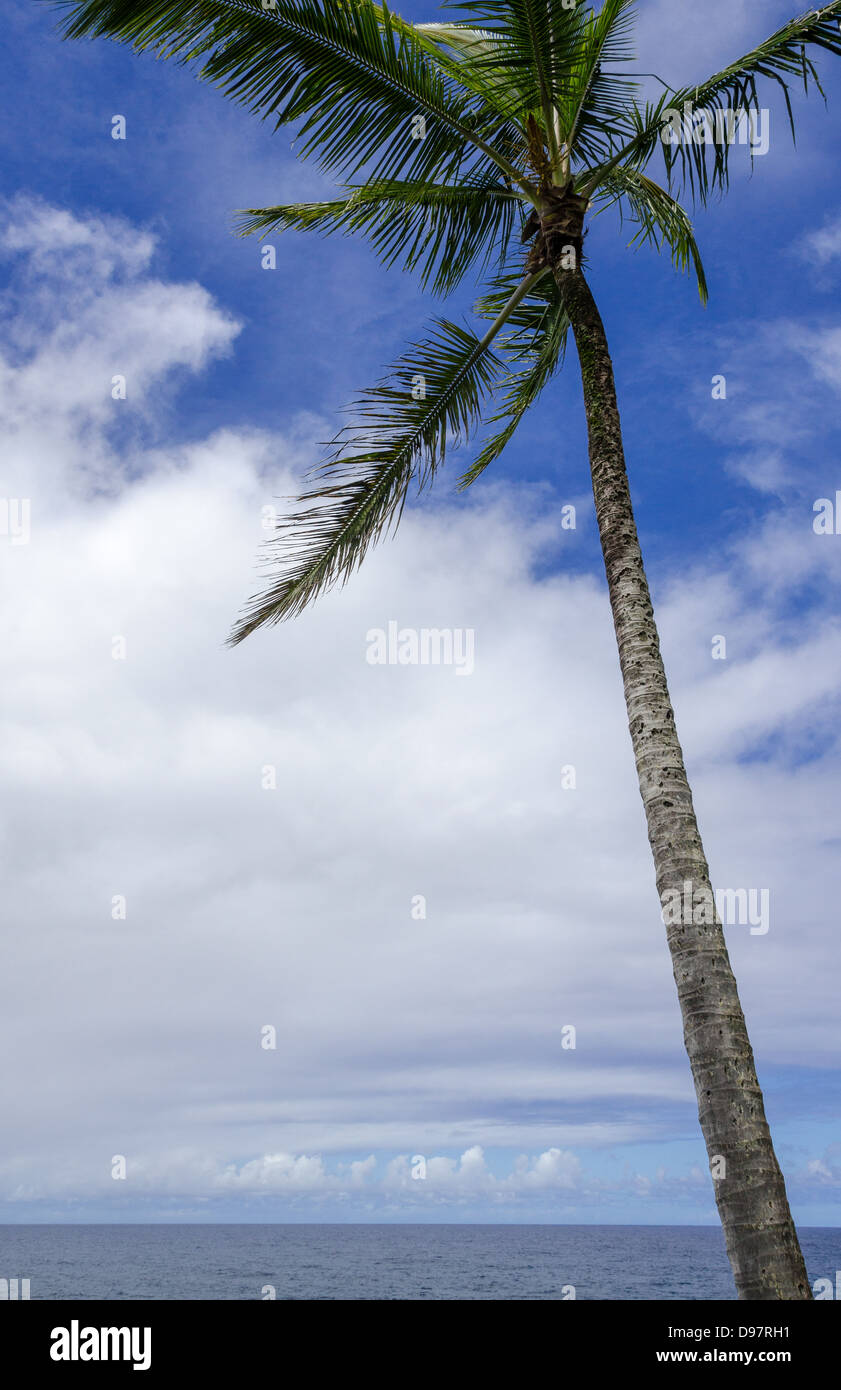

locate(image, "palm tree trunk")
[[553, 260, 810, 1301]]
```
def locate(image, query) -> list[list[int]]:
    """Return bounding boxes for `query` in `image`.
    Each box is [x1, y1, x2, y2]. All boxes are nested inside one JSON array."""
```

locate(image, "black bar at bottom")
[[2, 1297, 839, 1376]]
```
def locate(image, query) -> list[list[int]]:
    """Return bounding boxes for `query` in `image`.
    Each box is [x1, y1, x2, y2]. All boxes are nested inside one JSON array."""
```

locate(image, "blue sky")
[[1, 0, 841, 1231]]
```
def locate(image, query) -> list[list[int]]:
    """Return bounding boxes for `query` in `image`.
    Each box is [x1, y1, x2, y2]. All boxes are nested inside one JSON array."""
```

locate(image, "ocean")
[[2, 1224, 839, 1300]]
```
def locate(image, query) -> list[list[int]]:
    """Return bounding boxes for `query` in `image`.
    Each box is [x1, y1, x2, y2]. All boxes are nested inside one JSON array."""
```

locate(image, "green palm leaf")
[[381, 13, 525, 122], [595, 167, 708, 302], [228, 308, 519, 642], [563, 0, 639, 172], [582, 2, 841, 200], [452, 0, 586, 120], [48, 0, 525, 187], [460, 272, 570, 489], [235, 176, 523, 293]]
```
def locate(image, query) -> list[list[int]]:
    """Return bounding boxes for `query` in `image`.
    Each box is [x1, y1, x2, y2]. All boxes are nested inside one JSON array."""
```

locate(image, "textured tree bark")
[[552, 259, 811, 1301]]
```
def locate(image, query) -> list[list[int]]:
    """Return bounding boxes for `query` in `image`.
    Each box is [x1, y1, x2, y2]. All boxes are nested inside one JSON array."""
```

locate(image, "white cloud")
[[0, 197, 158, 280], [0, 194, 240, 498], [723, 449, 792, 497], [790, 324, 841, 393], [807, 1158, 836, 1183], [800, 211, 841, 266]]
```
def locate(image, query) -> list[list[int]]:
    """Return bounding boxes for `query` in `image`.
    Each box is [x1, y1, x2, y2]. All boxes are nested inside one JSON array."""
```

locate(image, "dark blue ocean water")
[[1, 1225, 839, 1300]]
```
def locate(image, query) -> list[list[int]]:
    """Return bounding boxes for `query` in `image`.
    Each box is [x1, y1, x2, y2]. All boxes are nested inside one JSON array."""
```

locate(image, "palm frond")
[[48, 0, 525, 188], [228, 294, 540, 641], [447, 0, 589, 139], [563, 0, 639, 171], [473, 263, 554, 325], [582, 2, 841, 200], [235, 176, 523, 294], [594, 167, 708, 302], [384, 14, 524, 120], [460, 272, 570, 488]]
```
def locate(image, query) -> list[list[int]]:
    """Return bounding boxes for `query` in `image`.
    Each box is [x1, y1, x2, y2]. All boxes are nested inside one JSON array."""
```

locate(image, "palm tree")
[[49, 0, 841, 1298]]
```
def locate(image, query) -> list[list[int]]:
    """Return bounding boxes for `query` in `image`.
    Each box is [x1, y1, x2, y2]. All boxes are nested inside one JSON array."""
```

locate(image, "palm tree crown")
[[49, 0, 841, 641]]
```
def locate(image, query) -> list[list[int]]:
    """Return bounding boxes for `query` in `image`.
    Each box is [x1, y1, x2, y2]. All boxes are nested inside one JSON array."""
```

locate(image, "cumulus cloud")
[[382, 1146, 580, 1197], [0, 195, 240, 503], [722, 449, 793, 498], [800, 211, 841, 267]]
